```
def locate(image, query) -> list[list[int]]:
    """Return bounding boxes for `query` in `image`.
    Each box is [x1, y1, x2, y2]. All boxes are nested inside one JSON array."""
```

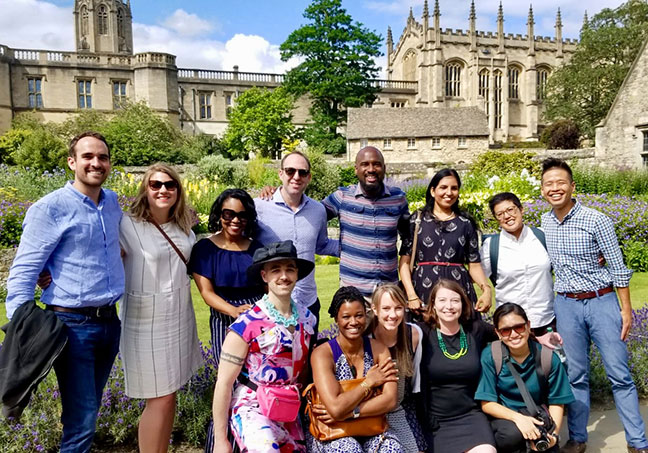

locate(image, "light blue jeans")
[[53, 311, 121, 453], [555, 291, 647, 448]]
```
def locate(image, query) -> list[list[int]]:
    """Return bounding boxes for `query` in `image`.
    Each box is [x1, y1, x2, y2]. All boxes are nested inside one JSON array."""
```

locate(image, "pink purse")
[[256, 384, 301, 422]]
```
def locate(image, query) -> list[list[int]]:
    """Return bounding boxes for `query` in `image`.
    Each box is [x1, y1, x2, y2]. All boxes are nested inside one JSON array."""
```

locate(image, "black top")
[[420, 319, 496, 419]]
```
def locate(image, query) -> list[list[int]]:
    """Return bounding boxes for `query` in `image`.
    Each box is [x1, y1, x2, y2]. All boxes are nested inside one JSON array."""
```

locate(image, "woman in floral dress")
[[399, 168, 492, 314]]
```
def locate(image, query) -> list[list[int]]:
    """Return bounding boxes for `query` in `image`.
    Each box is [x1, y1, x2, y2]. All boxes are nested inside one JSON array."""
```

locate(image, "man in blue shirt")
[[255, 151, 339, 330], [540, 158, 647, 453], [6, 131, 124, 453]]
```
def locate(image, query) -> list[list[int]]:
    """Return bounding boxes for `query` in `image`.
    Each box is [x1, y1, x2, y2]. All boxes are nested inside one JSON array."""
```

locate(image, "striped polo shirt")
[[323, 184, 409, 296]]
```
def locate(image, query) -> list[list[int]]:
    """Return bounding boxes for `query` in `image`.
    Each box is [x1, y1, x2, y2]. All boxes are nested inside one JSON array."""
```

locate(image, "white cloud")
[[0, 1, 296, 74], [162, 9, 214, 37]]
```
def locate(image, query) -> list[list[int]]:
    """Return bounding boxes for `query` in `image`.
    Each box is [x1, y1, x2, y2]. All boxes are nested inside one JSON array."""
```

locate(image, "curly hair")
[[328, 286, 366, 319], [207, 188, 257, 236]]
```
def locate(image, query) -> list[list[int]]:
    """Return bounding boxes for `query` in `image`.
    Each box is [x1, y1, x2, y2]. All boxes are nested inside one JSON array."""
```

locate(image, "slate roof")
[[347, 106, 489, 139]]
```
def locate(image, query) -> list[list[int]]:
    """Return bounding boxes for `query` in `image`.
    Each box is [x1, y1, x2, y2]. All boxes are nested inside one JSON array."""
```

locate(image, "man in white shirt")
[[480, 192, 556, 337]]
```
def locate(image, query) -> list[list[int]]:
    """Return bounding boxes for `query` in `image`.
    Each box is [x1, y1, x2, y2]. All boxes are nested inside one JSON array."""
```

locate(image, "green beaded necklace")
[[436, 326, 468, 360]]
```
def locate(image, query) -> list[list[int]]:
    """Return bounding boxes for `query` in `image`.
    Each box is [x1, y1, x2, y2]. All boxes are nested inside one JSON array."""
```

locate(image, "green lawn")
[[2, 267, 648, 344]]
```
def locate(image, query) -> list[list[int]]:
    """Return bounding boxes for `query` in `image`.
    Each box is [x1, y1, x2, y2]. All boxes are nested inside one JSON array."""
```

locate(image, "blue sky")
[[0, 0, 624, 74]]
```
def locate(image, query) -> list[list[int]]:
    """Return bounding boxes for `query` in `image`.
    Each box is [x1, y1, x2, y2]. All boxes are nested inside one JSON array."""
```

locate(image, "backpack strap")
[[491, 340, 503, 375], [486, 233, 500, 286], [530, 227, 547, 251], [531, 341, 549, 405]]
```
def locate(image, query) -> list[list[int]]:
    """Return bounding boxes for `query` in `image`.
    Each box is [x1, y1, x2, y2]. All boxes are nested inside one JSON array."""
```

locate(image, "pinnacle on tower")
[[527, 4, 535, 26], [497, 1, 504, 22], [583, 10, 589, 27], [434, 0, 440, 17], [387, 26, 393, 45], [469, 0, 476, 21], [556, 8, 562, 27], [408, 6, 414, 22], [423, 0, 429, 18]]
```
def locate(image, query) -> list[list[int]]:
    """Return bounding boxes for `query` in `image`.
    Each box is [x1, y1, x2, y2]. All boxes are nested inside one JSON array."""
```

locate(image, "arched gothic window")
[[81, 6, 89, 36], [117, 9, 124, 38], [508, 66, 520, 100], [402, 50, 417, 81], [479, 69, 489, 116], [445, 62, 462, 97], [494, 70, 503, 128], [537, 67, 550, 101], [97, 5, 108, 35]]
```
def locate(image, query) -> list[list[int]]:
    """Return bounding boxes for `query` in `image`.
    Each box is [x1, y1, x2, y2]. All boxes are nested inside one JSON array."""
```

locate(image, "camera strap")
[[501, 342, 540, 415]]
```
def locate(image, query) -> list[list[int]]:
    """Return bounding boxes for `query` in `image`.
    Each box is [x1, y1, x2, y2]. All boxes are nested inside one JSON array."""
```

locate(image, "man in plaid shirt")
[[540, 158, 647, 453]]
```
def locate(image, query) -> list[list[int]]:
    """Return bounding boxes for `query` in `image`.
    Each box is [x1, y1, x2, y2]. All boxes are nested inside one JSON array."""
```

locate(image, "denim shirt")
[[6, 182, 125, 319]]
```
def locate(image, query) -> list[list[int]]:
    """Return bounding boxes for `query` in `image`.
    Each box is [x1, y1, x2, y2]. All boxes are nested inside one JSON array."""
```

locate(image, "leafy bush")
[[180, 134, 227, 163], [0, 129, 31, 164], [304, 150, 340, 201], [11, 128, 67, 171], [572, 164, 648, 196], [499, 141, 547, 149], [57, 110, 109, 141], [191, 155, 246, 186], [540, 120, 580, 149], [338, 165, 357, 186], [468, 150, 540, 178], [102, 102, 185, 165], [623, 240, 648, 272], [0, 166, 69, 204], [0, 198, 31, 248], [247, 157, 279, 188]]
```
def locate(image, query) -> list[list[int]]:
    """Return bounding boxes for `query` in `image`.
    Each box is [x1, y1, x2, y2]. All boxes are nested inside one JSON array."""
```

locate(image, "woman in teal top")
[[475, 303, 574, 453]]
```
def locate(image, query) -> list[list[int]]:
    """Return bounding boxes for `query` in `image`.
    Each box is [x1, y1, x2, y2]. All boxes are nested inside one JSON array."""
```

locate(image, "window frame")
[[27, 76, 43, 109], [383, 138, 392, 150], [77, 78, 93, 109], [407, 138, 416, 149], [445, 62, 462, 98], [508, 66, 520, 100], [537, 67, 550, 101], [431, 137, 441, 149], [458, 136, 467, 148], [112, 80, 128, 110], [199, 92, 212, 119]]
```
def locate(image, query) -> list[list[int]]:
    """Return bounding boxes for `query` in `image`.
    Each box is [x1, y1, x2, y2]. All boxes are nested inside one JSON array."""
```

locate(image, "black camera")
[[519, 404, 556, 451]]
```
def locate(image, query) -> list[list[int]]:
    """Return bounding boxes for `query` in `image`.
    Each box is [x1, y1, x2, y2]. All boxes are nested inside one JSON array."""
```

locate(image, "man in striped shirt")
[[322, 146, 409, 297], [540, 158, 647, 453]]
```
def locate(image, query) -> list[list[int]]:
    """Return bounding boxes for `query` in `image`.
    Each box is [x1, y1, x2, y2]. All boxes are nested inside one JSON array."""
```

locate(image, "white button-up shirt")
[[480, 225, 554, 328]]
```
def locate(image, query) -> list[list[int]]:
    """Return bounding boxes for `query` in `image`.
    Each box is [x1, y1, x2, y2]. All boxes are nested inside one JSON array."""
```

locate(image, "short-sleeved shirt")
[[475, 343, 574, 411], [322, 183, 409, 296], [188, 238, 265, 302]]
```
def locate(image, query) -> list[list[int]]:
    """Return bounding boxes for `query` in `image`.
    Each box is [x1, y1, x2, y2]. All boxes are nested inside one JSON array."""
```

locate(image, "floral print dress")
[[228, 295, 316, 453]]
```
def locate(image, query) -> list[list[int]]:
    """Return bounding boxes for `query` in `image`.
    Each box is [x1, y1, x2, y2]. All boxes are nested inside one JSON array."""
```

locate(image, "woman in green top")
[[475, 303, 574, 453]]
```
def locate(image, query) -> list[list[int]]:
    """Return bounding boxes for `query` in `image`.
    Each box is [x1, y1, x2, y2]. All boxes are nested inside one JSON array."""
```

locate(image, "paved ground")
[[559, 402, 648, 452]]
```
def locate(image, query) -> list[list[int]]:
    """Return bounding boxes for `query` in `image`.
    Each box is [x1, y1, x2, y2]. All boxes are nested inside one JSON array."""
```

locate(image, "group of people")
[[3, 132, 647, 453]]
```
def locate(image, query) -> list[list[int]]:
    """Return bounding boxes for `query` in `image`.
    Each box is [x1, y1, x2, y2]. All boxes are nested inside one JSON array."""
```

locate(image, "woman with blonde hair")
[[369, 284, 426, 453], [120, 163, 203, 453]]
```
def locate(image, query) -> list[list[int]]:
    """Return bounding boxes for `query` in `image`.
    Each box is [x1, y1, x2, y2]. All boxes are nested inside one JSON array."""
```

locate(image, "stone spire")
[[408, 6, 414, 24], [422, 0, 430, 41], [527, 4, 535, 55], [423, 0, 429, 18], [581, 10, 589, 35], [387, 26, 393, 55], [469, 0, 477, 51], [434, 0, 441, 49], [555, 8, 563, 57], [497, 1, 505, 54]]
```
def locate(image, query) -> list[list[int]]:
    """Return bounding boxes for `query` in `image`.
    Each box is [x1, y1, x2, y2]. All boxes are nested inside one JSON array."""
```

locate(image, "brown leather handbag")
[[303, 378, 387, 441]]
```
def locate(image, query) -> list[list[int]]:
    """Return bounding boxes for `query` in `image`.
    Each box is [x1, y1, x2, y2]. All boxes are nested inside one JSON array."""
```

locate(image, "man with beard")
[[322, 146, 409, 297], [6, 132, 124, 453]]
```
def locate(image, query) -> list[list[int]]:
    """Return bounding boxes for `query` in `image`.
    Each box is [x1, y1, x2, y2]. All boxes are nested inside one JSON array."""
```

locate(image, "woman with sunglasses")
[[306, 286, 403, 453], [475, 303, 573, 453], [120, 164, 203, 452], [368, 284, 426, 453], [189, 188, 265, 453], [399, 168, 492, 316], [419, 279, 497, 453]]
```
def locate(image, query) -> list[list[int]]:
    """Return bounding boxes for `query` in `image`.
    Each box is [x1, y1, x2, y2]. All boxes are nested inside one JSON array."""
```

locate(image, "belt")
[[558, 286, 614, 300], [417, 261, 463, 267], [46, 304, 117, 319]]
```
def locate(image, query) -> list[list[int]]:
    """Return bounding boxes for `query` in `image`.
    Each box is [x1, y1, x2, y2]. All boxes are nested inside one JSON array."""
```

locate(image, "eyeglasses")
[[282, 167, 310, 178], [497, 323, 528, 337], [148, 180, 178, 191], [494, 206, 519, 220], [221, 209, 249, 222]]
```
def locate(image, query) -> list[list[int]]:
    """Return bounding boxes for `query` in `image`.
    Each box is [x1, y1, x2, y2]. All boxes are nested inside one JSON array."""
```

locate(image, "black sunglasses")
[[148, 180, 178, 191], [282, 167, 310, 178], [221, 208, 249, 222], [497, 322, 527, 338]]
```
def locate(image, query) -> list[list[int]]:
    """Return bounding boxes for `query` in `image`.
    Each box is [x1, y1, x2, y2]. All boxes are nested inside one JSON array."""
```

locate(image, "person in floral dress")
[[211, 240, 316, 453]]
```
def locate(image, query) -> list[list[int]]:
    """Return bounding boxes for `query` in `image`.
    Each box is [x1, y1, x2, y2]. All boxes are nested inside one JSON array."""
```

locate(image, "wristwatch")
[[353, 406, 361, 419]]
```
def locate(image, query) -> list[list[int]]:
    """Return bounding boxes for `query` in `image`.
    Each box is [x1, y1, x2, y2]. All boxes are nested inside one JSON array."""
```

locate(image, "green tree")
[[102, 102, 184, 165], [11, 127, 67, 171], [544, 0, 648, 139], [280, 0, 382, 154], [222, 87, 298, 159]]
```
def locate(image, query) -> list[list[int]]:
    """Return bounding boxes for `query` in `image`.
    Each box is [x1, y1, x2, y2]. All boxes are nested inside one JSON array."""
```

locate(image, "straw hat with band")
[[246, 240, 315, 285]]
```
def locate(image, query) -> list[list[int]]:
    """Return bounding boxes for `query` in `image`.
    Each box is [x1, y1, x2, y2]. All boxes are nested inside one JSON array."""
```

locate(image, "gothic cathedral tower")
[[74, 0, 133, 54]]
